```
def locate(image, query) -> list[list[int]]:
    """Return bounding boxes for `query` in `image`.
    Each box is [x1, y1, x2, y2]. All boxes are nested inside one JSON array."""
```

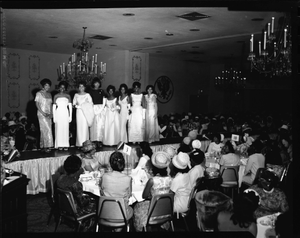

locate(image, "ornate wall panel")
[[132, 56, 142, 81], [8, 82, 20, 108], [7, 53, 20, 79], [29, 55, 40, 80]]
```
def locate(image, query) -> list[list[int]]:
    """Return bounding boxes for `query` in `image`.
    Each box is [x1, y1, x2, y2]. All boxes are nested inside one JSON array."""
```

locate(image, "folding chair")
[[220, 165, 239, 199]]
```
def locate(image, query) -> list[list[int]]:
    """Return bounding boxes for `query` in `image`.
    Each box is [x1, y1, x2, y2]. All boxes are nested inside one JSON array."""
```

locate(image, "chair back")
[[146, 192, 174, 225], [97, 196, 128, 226], [50, 173, 60, 204], [220, 166, 239, 184], [56, 188, 78, 217], [187, 185, 198, 211]]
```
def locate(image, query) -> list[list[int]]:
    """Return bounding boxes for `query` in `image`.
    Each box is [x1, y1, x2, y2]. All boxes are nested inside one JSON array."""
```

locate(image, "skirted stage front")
[[3, 139, 211, 195]]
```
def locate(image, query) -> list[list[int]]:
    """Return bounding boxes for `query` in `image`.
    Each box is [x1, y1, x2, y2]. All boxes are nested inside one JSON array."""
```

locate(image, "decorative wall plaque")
[[8, 82, 20, 108], [154, 76, 174, 104], [7, 53, 20, 79], [132, 56, 142, 81], [29, 55, 40, 80]]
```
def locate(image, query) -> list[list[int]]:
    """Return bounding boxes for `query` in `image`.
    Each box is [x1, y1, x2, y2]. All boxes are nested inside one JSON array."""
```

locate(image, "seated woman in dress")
[[219, 140, 240, 166], [99, 151, 133, 228], [247, 169, 289, 218], [56, 154, 96, 229], [217, 190, 260, 236], [207, 133, 224, 155], [169, 152, 192, 217], [80, 140, 100, 172], [133, 151, 173, 232]]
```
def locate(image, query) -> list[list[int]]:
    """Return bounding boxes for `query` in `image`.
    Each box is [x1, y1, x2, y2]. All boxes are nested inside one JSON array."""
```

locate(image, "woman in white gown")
[[53, 81, 72, 150], [103, 85, 121, 146], [72, 81, 93, 148], [128, 82, 145, 144], [144, 85, 160, 143], [118, 84, 130, 143]]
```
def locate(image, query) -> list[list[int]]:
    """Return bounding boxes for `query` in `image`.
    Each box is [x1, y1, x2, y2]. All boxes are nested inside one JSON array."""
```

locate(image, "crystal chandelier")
[[57, 27, 106, 87], [247, 14, 292, 77], [215, 68, 247, 91]]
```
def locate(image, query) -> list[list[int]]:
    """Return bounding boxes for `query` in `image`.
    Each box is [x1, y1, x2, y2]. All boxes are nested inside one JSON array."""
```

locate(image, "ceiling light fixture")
[[247, 14, 292, 77], [58, 27, 106, 87]]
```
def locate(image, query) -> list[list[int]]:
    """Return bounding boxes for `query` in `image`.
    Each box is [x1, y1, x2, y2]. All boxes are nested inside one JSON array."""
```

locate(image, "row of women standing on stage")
[[34, 78, 160, 152]]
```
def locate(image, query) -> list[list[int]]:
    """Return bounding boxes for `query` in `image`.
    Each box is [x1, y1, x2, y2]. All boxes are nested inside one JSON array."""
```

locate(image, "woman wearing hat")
[[80, 140, 100, 172], [188, 140, 205, 188], [177, 136, 193, 154], [248, 170, 289, 218], [133, 151, 173, 232], [35, 78, 53, 153], [56, 154, 96, 230], [169, 152, 192, 215]]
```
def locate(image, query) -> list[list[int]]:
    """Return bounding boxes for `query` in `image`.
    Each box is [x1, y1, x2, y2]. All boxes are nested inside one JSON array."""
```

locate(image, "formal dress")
[[103, 98, 121, 146], [53, 97, 70, 148], [73, 93, 93, 147], [119, 95, 129, 143], [145, 94, 160, 143], [35, 91, 53, 148], [242, 153, 265, 185], [128, 94, 145, 143], [89, 89, 106, 142]]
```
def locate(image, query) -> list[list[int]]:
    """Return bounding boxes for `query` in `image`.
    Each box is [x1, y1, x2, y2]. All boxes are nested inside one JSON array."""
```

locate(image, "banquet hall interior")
[[1, 1, 299, 235]]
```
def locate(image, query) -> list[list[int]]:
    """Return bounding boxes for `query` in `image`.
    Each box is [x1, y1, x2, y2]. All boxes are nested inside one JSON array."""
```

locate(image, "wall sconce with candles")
[[57, 27, 106, 88], [247, 14, 292, 77]]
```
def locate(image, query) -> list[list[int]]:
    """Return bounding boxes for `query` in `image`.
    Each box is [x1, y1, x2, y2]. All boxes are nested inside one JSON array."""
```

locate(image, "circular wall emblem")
[[154, 76, 174, 104]]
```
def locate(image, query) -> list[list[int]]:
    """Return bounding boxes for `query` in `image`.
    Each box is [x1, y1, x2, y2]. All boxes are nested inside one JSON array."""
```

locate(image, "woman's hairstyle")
[[258, 169, 278, 190], [77, 80, 87, 88], [247, 140, 263, 155], [40, 78, 52, 87], [230, 191, 259, 228], [140, 141, 153, 158], [106, 85, 116, 94], [109, 151, 125, 172], [63, 154, 82, 175], [135, 147, 143, 158], [91, 77, 101, 88], [119, 83, 128, 94], [152, 165, 168, 177], [168, 160, 189, 178], [145, 85, 156, 94], [58, 81, 69, 91], [132, 82, 141, 89], [224, 140, 235, 153], [213, 133, 221, 143]]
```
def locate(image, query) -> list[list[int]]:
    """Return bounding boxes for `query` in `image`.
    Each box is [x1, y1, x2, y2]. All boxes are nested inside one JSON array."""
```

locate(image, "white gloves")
[[68, 103, 72, 122], [52, 104, 57, 123]]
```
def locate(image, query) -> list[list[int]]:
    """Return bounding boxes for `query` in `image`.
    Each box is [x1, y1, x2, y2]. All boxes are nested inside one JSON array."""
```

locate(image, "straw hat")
[[172, 152, 191, 170], [192, 140, 202, 150], [163, 145, 177, 159], [8, 121, 17, 127], [151, 151, 171, 169], [82, 140, 96, 153]]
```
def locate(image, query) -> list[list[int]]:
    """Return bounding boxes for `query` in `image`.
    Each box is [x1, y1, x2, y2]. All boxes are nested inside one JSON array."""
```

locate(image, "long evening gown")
[[73, 93, 93, 147], [53, 97, 70, 148], [119, 95, 129, 143], [145, 94, 160, 143], [35, 91, 53, 148], [128, 94, 145, 143], [103, 98, 121, 146]]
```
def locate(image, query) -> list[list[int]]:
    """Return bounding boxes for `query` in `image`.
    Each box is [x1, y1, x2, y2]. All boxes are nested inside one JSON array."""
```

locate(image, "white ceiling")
[[3, 6, 288, 65]]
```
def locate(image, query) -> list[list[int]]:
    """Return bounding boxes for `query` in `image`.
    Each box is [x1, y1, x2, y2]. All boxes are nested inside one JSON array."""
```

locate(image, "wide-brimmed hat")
[[172, 152, 191, 170], [151, 151, 171, 169], [19, 115, 27, 121], [192, 140, 202, 149], [279, 124, 289, 131], [163, 145, 177, 159], [189, 149, 205, 165], [183, 136, 191, 145], [8, 121, 17, 127], [82, 140, 96, 153], [188, 130, 198, 140]]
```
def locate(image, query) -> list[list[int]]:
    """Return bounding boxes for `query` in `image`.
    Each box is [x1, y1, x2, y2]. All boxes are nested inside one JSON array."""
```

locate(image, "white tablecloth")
[[256, 213, 280, 238]]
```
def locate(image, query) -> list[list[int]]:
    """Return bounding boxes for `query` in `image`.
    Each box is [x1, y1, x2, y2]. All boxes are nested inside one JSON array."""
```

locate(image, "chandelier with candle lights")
[[214, 67, 247, 91], [247, 14, 292, 77], [57, 27, 106, 88]]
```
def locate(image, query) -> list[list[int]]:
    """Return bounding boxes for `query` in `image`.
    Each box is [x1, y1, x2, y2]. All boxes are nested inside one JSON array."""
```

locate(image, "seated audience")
[[279, 134, 292, 164], [242, 140, 265, 186], [177, 136, 192, 154], [80, 140, 100, 172], [217, 190, 260, 236], [247, 169, 289, 218], [188, 140, 205, 188], [99, 151, 133, 222], [133, 151, 172, 232], [219, 140, 240, 166], [194, 189, 233, 231], [169, 152, 192, 216], [56, 154, 96, 230], [207, 133, 224, 155]]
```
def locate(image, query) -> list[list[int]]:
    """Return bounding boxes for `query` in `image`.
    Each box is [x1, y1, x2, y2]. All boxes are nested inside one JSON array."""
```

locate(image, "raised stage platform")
[[3, 138, 211, 195]]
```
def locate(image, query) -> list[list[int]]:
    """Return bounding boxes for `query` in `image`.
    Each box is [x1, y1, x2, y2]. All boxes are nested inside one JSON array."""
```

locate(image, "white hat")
[[183, 136, 191, 145], [172, 152, 191, 170], [192, 140, 202, 149], [8, 121, 16, 127], [151, 151, 171, 169], [19, 115, 27, 121], [188, 130, 198, 140], [280, 125, 288, 131], [163, 146, 177, 159]]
